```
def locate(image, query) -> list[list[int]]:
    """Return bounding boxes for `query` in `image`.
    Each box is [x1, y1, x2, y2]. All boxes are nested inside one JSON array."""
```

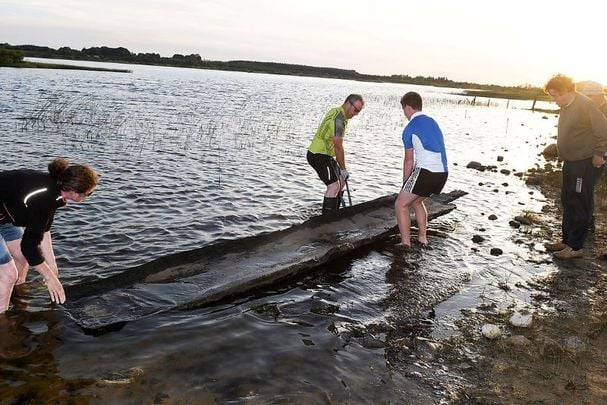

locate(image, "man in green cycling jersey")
[[306, 94, 364, 214]]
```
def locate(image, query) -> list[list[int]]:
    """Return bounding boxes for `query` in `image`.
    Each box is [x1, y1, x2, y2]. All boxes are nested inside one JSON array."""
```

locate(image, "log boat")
[[63, 190, 466, 332]]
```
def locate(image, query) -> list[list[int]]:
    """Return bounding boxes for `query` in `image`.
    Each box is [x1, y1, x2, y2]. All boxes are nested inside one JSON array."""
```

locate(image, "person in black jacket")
[[0, 158, 98, 313]]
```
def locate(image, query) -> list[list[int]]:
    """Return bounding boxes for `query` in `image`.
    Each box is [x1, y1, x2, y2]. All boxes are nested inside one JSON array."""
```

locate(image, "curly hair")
[[544, 73, 575, 94], [48, 158, 99, 193]]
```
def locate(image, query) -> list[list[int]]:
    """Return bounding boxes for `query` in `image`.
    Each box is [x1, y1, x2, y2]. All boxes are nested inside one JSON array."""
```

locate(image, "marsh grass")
[[18, 92, 502, 184]]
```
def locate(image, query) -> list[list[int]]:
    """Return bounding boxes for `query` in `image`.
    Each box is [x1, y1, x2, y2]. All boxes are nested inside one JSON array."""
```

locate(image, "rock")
[[514, 215, 532, 225], [536, 336, 563, 356], [98, 367, 144, 385], [510, 311, 533, 327], [497, 156, 504, 162], [472, 235, 485, 243], [542, 143, 558, 160], [509, 220, 521, 228], [488, 214, 498, 220], [414, 337, 443, 361], [481, 324, 501, 339], [506, 335, 533, 346], [490, 248, 503, 256], [466, 161, 486, 171], [564, 336, 587, 354], [361, 336, 386, 349]]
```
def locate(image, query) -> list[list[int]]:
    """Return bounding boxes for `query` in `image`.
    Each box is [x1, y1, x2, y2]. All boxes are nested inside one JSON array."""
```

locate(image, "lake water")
[[1, 59, 560, 402]]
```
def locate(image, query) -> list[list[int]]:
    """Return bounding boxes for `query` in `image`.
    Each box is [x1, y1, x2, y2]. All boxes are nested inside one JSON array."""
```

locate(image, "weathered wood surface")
[[63, 190, 466, 332]]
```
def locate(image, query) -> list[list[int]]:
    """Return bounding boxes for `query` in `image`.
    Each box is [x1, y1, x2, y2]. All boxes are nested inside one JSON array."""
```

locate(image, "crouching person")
[[0, 158, 99, 312]]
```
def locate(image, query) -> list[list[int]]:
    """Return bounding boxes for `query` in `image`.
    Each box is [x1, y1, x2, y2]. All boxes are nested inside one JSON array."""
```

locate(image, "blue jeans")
[[0, 223, 24, 265]]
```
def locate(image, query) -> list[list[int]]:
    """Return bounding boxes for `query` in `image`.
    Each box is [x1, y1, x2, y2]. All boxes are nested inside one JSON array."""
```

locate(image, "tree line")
[[1, 43, 547, 100]]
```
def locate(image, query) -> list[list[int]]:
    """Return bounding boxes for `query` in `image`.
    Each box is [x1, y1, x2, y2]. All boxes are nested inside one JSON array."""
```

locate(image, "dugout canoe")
[[63, 190, 466, 332]]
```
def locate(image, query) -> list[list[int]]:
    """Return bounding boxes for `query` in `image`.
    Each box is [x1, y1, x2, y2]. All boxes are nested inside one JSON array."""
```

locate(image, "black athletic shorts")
[[307, 150, 340, 185], [402, 167, 448, 197]]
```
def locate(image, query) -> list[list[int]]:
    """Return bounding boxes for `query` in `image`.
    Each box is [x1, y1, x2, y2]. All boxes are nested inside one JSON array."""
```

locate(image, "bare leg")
[[0, 261, 19, 313], [325, 179, 345, 198], [412, 198, 428, 244], [7, 240, 28, 285], [395, 191, 423, 246]]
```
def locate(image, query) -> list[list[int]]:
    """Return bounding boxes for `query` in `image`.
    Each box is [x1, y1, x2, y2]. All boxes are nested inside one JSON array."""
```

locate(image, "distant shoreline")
[[2, 60, 131, 73], [1, 43, 552, 102]]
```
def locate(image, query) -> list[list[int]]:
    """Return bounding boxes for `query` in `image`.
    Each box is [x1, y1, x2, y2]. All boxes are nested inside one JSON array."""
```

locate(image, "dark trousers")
[[561, 158, 602, 250]]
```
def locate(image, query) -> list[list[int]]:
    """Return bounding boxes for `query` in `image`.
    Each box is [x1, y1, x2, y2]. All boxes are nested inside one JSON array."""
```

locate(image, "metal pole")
[[345, 180, 352, 206]]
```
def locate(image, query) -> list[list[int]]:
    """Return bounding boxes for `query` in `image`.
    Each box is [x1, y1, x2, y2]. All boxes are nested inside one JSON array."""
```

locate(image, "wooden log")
[[63, 190, 467, 332]]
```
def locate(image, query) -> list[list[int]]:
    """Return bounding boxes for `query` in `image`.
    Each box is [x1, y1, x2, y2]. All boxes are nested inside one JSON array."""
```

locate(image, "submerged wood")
[[63, 190, 466, 332]]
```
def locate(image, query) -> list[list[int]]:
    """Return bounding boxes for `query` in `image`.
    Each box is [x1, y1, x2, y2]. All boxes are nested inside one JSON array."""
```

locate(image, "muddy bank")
[[456, 162, 607, 404], [373, 157, 607, 403]]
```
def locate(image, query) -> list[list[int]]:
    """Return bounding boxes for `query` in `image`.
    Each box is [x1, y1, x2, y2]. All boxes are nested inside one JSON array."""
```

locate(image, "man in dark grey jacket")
[[543, 74, 607, 259]]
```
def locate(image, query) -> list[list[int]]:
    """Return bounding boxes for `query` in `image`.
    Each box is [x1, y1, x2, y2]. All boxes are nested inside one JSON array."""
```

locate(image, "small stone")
[[564, 336, 587, 354], [481, 324, 501, 339], [542, 143, 558, 159], [467, 161, 485, 171], [510, 311, 533, 327], [514, 215, 532, 225], [506, 335, 532, 346], [490, 247, 503, 256], [472, 235, 485, 243]]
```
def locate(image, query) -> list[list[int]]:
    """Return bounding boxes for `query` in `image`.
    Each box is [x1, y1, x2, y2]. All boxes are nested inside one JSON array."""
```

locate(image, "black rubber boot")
[[322, 197, 339, 215]]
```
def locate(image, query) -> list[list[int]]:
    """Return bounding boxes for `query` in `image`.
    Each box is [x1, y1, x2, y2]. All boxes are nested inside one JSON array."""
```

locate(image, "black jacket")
[[0, 169, 66, 266]]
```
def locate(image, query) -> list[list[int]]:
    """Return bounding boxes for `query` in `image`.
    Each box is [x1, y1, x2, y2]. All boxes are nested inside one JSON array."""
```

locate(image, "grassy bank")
[[1, 60, 131, 73]]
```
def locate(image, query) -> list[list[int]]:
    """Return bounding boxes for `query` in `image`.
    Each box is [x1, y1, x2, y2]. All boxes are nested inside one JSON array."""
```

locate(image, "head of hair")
[[345, 94, 364, 107], [400, 92, 423, 111], [544, 73, 575, 94], [48, 158, 99, 194]]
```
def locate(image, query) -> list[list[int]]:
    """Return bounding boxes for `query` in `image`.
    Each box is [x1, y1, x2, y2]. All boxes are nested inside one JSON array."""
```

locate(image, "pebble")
[[510, 311, 533, 327], [481, 324, 502, 339]]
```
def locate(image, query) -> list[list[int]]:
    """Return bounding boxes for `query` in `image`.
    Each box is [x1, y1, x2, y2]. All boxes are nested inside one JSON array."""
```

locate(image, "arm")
[[21, 230, 65, 304], [590, 106, 607, 166], [34, 261, 65, 304], [40, 231, 58, 277], [403, 148, 415, 183], [22, 203, 65, 304], [333, 136, 346, 170]]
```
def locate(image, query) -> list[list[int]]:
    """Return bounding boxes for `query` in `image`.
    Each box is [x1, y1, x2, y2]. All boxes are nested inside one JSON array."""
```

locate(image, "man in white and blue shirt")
[[395, 91, 448, 248]]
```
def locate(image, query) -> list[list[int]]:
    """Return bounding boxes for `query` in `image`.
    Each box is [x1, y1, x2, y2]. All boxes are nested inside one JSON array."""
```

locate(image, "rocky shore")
[[457, 155, 607, 404], [309, 134, 606, 404], [378, 149, 607, 403]]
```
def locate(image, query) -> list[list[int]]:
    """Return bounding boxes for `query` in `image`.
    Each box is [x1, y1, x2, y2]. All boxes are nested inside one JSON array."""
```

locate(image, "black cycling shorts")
[[307, 150, 340, 185], [402, 167, 448, 197]]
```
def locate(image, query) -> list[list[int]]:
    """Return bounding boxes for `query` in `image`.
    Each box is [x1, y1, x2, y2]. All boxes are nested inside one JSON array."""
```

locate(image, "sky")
[[2, 0, 607, 87]]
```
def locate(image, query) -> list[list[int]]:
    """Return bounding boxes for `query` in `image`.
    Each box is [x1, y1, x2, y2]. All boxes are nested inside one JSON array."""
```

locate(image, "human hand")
[[44, 274, 66, 304], [340, 169, 350, 181]]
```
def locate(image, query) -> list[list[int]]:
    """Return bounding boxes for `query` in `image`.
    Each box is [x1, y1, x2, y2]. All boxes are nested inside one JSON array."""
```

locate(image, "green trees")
[[0, 48, 24, 65], [81, 46, 133, 60]]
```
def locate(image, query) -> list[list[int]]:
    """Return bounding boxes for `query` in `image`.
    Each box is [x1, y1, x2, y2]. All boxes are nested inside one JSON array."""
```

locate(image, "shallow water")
[[1, 60, 560, 402]]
